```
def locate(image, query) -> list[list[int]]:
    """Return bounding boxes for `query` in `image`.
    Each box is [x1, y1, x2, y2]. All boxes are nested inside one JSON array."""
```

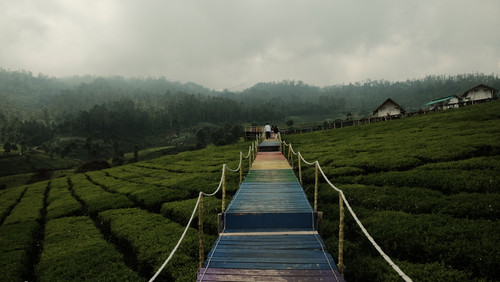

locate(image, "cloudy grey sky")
[[1, 0, 499, 90]]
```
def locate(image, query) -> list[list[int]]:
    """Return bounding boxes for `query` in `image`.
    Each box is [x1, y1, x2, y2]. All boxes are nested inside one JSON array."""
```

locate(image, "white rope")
[[281, 142, 411, 281], [149, 152, 242, 280], [243, 146, 252, 159], [149, 192, 203, 282]]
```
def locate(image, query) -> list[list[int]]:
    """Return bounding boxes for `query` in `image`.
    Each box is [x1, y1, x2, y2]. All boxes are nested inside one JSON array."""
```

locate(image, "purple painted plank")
[[198, 268, 344, 282]]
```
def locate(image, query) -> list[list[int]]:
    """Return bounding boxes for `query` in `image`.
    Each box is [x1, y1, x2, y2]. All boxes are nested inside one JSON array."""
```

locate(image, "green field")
[[0, 101, 499, 281], [283, 100, 500, 281]]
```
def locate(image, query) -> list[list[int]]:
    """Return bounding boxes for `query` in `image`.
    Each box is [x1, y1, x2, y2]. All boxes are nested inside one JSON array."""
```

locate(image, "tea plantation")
[[283, 100, 500, 281], [1, 101, 499, 281]]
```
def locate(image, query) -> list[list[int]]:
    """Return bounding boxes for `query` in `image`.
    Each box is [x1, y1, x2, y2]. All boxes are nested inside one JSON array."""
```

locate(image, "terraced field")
[[283, 100, 500, 281], [1, 100, 499, 281], [0, 143, 248, 281]]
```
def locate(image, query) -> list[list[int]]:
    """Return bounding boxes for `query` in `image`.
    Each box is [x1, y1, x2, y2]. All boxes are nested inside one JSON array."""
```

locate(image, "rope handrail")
[[282, 141, 412, 282], [149, 145, 254, 281]]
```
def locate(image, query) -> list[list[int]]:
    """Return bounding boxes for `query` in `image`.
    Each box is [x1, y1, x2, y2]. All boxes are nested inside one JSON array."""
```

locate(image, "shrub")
[[98, 208, 214, 280], [357, 169, 499, 194], [0, 250, 29, 281], [161, 197, 221, 235], [36, 216, 143, 281], [46, 177, 82, 220], [69, 174, 134, 214], [3, 181, 48, 225], [0, 221, 40, 281], [0, 185, 27, 224], [362, 211, 500, 279]]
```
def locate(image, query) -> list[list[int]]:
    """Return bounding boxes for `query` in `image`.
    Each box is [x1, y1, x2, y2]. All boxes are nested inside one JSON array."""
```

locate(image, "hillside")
[[282, 100, 500, 281], [0, 100, 498, 281]]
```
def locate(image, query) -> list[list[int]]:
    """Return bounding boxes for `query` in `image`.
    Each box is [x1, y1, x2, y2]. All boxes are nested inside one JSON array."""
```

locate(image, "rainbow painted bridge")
[[197, 140, 344, 281]]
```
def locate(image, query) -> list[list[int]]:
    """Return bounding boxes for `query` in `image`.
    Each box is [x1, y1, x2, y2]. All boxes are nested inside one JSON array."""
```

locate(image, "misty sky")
[[1, 0, 499, 90]]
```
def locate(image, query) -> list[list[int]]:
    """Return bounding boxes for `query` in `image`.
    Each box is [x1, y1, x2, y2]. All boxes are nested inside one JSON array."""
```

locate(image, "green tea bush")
[[98, 208, 214, 280], [3, 181, 48, 225], [87, 171, 157, 194], [0, 221, 40, 281], [340, 184, 443, 214], [0, 221, 40, 252], [36, 216, 143, 281], [417, 156, 500, 171], [70, 174, 134, 214], [46, 177, 82, 220], [320, 166, 365, 177], [437, 193, 500, 220], [358, 169, 499, 194], [0, 185, 27, 224], [129, 187, 190, 212], [0, 250, 29, 281], [161, 197, 221, 235], [363, 211, 500, 279]]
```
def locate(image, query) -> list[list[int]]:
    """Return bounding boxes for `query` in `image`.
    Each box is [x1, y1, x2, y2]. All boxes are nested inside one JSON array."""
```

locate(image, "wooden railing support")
[[221, 166, 226, 212], [298, 152, 303, 185], [314, 162, 318, 212], [239, 152, 243, 185], [198, 194, 204, 270], [338, 194, 345, 275]]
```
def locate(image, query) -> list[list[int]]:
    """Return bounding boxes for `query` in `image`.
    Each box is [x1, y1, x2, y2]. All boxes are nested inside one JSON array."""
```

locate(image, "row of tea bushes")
[[362, 211, 500, 279], [93, 170, 194, 211], [351, 168, 498, 194], [0, 181, 48, 281], [3, 181, 47, 225], [161, 196, 222, 236], [0, 185, 27, 224], [283, 101, 500, 281], [98, 208, 216, 281], [36, 216, 143, 281], [46, 177, 82, 220], [322, 184, 500, 220], [0, 140, 255, 280], [0, 221, 40, 281], [69, 174, 134, 215]]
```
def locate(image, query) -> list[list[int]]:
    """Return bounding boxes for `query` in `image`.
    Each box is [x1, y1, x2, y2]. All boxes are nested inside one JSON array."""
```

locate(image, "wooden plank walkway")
[[198, 140, 344, 281]]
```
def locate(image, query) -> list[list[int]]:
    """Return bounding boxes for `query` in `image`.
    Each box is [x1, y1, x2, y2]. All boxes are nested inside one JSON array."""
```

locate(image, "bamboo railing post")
[[221, 165, 226, 213], [239, 152, 243, 185], [198, 194, 204, 270], [249, 147, 252, 168], [287, 144, 291, 162], [338, 193, 345, 275], [298, 152, 303, 185], [314, 162, 318, 212]]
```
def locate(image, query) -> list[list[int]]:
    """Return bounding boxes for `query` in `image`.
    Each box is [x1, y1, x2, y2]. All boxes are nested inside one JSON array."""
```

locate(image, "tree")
[[286, 119, 294, 127], [3, 142, 11, 153], [196, 129, 207, 145], [133, 145, 139, 162]]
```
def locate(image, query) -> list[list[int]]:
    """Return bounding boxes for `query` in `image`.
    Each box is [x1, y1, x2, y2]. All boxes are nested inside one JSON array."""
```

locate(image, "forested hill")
[[1, 69, 499, 152], [232, 74, 500, 115], [2, 69, 499, 121], [0, 69, 213, 120]]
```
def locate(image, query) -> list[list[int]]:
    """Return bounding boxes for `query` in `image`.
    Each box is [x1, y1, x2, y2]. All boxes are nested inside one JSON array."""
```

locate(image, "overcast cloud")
[[1, 0, 499, 90]]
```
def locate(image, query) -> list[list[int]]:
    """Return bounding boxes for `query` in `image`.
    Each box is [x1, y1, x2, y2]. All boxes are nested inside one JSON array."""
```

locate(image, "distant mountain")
[[1, 68, 499, 122]]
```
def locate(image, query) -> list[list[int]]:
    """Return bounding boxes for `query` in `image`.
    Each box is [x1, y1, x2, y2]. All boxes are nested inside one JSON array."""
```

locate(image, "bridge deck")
[[198, 141, 344, 281]]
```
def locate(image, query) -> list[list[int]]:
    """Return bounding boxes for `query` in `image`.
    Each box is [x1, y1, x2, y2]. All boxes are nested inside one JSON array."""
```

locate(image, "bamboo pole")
[[314, 162, 318, 212], [221, 166, 226, 213], [338, 194, 345, 275], [239, 152, 243, 185], [249, 146, 252, 168], [298, 152, 302, 185], [198, 195, 204, 269]]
